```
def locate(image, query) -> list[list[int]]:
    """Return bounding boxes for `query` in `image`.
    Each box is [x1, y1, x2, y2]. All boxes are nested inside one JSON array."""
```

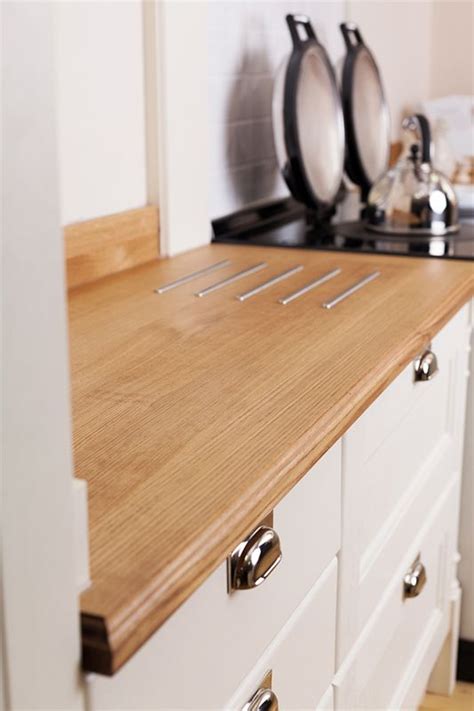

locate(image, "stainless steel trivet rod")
[[236, 265, 304, 302], [195, 263, 268, 298], [322, 271, 381, 309], [278, 268, 341, 305], [155, 260, 232, 294]]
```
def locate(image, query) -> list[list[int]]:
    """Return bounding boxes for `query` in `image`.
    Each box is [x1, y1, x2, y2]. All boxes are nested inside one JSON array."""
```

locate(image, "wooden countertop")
[[69, 244, 473, 675]]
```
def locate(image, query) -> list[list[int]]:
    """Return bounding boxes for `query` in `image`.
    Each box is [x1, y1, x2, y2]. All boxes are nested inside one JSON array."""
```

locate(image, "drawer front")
[[334, 478, 458, 711], [358, 437, 456, 632], [337, 304, 470, 663], [345, 304, 469, 467], [226, 559, 337, 711], [87, 443, 341, 710]]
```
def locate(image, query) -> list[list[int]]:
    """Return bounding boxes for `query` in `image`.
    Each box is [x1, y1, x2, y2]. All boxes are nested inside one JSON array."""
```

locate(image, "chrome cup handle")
[[242, 687, 279, 711], [228, 524, 282, 592], [403, 554, 427, 599], [414, 349, 439, 382]]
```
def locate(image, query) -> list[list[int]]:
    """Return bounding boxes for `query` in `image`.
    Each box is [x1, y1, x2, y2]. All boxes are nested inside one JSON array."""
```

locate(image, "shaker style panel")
[[337, 304, 470, 664], [344, 303, 470, 467], [357, 436, 456, 633], [334, 478, 459, 711], [87, 443, 341, 710], [226, 558, 337, 711]]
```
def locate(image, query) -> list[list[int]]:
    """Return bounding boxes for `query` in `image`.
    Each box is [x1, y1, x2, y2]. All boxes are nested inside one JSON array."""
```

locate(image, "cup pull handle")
[[414, 349, 439, 381], [403, 555, 427, 599], [228, 524, 282, 592], [242, 687, 279, 711]]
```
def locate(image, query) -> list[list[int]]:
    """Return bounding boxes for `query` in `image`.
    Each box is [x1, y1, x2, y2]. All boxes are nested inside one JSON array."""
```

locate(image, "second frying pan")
[[340, 23, 391, 200]]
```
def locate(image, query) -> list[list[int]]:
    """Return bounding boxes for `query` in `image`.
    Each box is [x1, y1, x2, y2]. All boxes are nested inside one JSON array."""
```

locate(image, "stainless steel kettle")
[[366, 114, 459, 236]]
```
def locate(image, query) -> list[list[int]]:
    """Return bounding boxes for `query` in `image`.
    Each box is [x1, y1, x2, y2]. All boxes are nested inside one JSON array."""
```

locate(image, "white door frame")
[[2, 3, 84, 708]]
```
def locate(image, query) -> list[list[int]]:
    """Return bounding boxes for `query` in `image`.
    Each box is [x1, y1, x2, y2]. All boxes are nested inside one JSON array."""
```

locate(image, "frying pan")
[[340, 23, 391, 200], [272, 15, 345, 218]]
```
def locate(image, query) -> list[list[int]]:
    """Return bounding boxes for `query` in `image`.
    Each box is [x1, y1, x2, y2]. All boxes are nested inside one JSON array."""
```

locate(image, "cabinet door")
[[226, 558, 337, 711], [335, 478, 459, 710], [337, 304, 471, 665]]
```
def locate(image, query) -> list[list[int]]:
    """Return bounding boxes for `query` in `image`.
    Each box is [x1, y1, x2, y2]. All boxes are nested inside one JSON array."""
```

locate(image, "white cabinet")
[[87, 445, 341, 710], [334, 477, 460, 710], [226, 559, 337, 711], [337, 304, 471, 668], [85, 305, 470, 711]]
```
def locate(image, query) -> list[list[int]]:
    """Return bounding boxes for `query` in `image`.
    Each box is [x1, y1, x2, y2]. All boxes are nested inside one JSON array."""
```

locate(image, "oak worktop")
[[69, 244, 473, 675]]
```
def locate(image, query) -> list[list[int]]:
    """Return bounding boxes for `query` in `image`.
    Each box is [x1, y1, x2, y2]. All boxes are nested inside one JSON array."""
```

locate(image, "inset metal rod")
[[323, 271, 380, 309], [195, 262, 267, 298], [236, 265, 304, 302], [278, 268, 341, 305], [155, 260, 231, 294]]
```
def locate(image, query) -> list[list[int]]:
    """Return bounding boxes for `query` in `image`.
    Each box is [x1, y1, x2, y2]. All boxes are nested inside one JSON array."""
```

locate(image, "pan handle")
[[340, 22, 364, 49], [286, 14, 317, 46]]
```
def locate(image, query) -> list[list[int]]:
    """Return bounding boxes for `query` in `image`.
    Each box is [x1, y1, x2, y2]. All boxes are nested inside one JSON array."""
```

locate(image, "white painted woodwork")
[[2, 3, 85, 708], [73, 479, 90, 593], [86, 444, 341, 709], [155, 1, 210, 256], [427, 576, 462, 695], [317, 685, 335, 711], [358, 438, 457, 637], [334, 477, 459, 710], [225, 559, 337, 711], [459, 298, 474, 641], [337, 304, 471, 665], [396, 603, 452, 711], [54, 0, 147, 224]]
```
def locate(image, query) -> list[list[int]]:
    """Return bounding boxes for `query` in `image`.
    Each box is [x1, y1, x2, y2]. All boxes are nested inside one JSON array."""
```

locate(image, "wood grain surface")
[[65, 206, 159, 289], [68, 244, 473, 674], [419, 683, 474, 711]]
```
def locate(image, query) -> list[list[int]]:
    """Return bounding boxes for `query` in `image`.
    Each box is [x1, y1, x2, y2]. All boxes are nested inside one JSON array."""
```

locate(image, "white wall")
[[2, 2, 85, 708], [208, 0, 345, 218], [431, 1, 474, 98], [55, 0, 147, 225]]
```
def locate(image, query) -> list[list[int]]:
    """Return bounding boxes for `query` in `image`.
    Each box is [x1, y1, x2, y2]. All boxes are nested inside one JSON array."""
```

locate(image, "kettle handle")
[[412, 114, 432, 163]]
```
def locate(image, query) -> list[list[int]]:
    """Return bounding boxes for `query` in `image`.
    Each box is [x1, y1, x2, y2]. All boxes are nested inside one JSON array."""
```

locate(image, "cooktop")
[[212, 197, 474, 261]]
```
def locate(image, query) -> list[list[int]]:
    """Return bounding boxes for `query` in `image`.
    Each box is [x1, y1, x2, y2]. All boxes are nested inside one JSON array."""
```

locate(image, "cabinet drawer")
[[337, 304, 470, 663], [357, 436, 456, 636], [334, 478, 458, 711], [226, 559, 337, 711], [345, 304, 469, 468], [87, 443, 341, 710], [224, 560, 337, 711]]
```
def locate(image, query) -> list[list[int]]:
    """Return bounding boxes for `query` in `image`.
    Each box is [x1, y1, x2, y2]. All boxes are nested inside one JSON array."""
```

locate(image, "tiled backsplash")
[[208, 1, 345, 218]]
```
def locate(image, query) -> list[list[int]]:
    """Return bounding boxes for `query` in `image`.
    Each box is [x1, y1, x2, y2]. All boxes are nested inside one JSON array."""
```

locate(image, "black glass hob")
[[212, 198, 474, 261]]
